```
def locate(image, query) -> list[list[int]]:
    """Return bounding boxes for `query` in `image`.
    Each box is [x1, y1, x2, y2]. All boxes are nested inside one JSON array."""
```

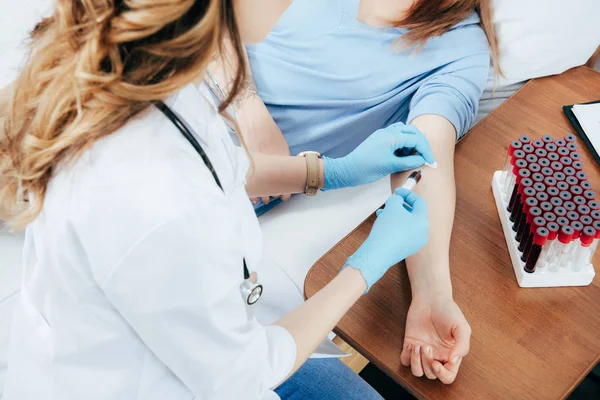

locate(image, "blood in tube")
[[508, 168, 530, 214], [516, 197, 537, 241], [522, 215, 545, 260], [524, 227, 549, 273]]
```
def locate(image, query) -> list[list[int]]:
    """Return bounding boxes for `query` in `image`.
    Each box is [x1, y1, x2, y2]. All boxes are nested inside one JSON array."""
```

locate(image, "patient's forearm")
[[391, 115, 457, 299]]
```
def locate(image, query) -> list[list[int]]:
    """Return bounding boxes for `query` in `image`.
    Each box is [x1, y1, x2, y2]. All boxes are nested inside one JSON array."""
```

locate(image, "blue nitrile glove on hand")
[[323, 123, 435, 191], [346, 188, 429, 292]]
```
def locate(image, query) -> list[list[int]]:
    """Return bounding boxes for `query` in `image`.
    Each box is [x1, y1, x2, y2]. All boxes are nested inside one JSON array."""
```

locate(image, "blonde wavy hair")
[[0, 0, 247, 230]]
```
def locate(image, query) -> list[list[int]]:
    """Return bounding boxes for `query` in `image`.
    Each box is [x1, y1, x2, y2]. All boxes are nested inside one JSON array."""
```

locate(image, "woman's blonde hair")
[[0, 0, 247, 230], [399, 0, 500, 74]]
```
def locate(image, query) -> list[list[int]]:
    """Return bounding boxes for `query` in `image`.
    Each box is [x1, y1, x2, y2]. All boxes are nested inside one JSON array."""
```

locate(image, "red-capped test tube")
[[516, 197, 537, 240], [567, 142, 578, 152], [508, 168, 530, 215], [541, 134, 553, 144], [534, 222, 560, 270], [502, 140, 523, 185], [556, 138, 567, 147], [524, 227, 549, 273], [572, 227, 596, 272], [592, 220, 600, 254], [557, 146, 569, 156], [505, 157, 527, 199], [521, 216, 545, 262], [548, 152, 559, 162], [548, 226, 574, 272], [564, 134, 577, 143]]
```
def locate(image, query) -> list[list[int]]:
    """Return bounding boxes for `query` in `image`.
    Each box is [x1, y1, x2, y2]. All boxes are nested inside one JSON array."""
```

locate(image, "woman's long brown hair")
[[400, 0, 500, 74], [0, 0, 247, 230]]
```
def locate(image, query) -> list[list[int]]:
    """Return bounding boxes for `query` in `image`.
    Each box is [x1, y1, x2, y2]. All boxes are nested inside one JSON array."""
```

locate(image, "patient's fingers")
[[410, 345, 424, 377], [400, 344, 412, 367], [433, 358, 462, 385], [421, 346, 437, 380]]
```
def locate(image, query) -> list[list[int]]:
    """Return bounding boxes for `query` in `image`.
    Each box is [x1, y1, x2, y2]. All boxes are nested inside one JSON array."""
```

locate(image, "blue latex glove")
[[346, 188, 429, 292], [323, 123, 435, 191]]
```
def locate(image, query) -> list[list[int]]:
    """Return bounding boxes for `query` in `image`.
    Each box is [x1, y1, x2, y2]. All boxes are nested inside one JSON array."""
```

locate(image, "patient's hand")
[[400, 295, 471, 384]]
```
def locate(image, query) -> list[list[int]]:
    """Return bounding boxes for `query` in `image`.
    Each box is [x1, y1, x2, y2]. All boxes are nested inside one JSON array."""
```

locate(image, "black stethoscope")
[[154, 100, 263, 305]]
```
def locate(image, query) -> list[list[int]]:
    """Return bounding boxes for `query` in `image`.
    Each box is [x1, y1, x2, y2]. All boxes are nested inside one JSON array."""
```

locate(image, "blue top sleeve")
[[407, 51, 491, 140]]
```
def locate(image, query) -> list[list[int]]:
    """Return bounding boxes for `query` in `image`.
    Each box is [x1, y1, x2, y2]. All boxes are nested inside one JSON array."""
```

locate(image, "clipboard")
[[563, 100, 600, 166]]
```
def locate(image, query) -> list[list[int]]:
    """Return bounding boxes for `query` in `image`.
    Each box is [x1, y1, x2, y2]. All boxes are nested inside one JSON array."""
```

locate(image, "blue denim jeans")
[[275, 358, 383, 400]]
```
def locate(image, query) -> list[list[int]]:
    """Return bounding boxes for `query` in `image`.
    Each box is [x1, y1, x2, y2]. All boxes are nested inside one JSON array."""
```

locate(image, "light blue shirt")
[[247, 0, 491, 158]]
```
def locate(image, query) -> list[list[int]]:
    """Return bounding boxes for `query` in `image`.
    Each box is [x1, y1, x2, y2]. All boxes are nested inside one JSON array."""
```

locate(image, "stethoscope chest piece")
[[240, 277, 263, 305]]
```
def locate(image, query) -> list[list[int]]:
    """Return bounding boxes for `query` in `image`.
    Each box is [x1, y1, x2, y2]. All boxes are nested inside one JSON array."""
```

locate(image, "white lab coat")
[[3, 84, 298, 399]]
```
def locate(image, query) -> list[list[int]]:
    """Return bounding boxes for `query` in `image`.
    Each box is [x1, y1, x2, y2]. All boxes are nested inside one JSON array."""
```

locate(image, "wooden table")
[[305, 67, 600, 400]]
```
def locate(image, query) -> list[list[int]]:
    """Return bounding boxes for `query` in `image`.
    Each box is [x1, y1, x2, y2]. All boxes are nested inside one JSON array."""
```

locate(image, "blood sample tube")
[[588, 200, 599, 210], [554, 171, 566, 182], [525, 154, 538, 164], [571, 220, 584, 238], [567, 211, 580, 224], [557, 181, 569, 191], [535, 192, 548, 204], [572, 161, 584, 171], [532, 139, 545, 149], [578, 205, 591, 216], [524, 227, 549, 273], [522, 216, 546, 261], [535, 148, 547, 159], [532, 173, 544, 183], [570, 185, 583, 197], [544, 176, 557, 187], [557, 216, 570, 228], [564, 166, 575, 177], [543, 212, 557, 223], [538, 158, 550, 168], [535, 223, 559, 270], [550, 161, 563, 172], [561, 156, 573, 167], [584, 190, 596, 201], [511, 180, 528, 228], [545, 142, 557, 153], [548, 226, 574, 272], [556, 138, 567, 148], [558, 147, 569, 156], [523, 144, 535, 154], [540, 202, 553, 213], [505, 159, 526, 199], [570, 152, 582, 161], [574, 196, 586, 206], [566, 176, 578, 186], [592, 220, 600, 254], [533, 182, 545, 193], [565, 134, 576, 143], [520, 135, 531, 144], [555, 207, 567, 218], [548, 187, 559, 198], [508, 168, 530, 214], [548, 152, 559, 162], [502, 140, 523, 183], [551, 197, 563, 208], [592, 210, 600, 221], [576, 171, 588, 182], [541, 167, 553, 177], [503, 149, 525, 188], [564, 201, 576, 212], [572, 227, 596, 272], [516, 197, 537, 240], [521, 207, 542, 249], [542, 134, 553, 144], [567, 142, 578, 152], [581, 181, 593, 190], [559, 191, 572, 203], [581, 215, 593, 229]]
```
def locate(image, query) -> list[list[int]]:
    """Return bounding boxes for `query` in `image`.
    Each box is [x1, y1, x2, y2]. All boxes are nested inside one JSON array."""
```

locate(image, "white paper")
[[573, 103, 600, 155]]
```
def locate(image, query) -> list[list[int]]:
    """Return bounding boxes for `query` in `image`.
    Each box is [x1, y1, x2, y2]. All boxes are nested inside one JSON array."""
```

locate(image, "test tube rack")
[[491, 134, 596, 288]]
